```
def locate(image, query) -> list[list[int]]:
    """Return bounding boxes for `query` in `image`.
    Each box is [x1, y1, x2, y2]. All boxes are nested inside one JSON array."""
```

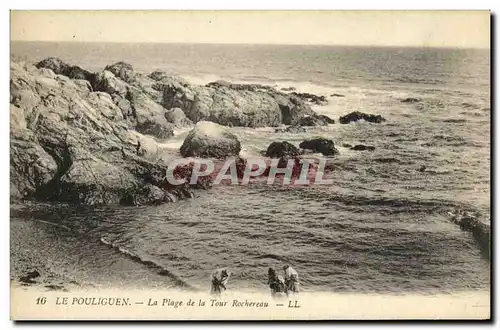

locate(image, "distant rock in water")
[[180, 121, 241, 158], [330, 93, 345, 97], [342, 143, 353, 148], [265, 141, 300, 158], [299, 138, 339, 156], [290, 92, 328, 106], [350, 144, 375, 151], [281, 86, 296, 92], [339, 111, 386, 124], [401, 97, 421, 103]]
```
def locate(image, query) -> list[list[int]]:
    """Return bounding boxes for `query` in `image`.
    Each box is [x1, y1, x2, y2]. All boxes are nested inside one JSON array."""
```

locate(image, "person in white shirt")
[[283, 265, 299, 295]]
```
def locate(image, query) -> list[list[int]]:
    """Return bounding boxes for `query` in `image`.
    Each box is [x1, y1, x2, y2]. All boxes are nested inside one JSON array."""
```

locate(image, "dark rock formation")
[[35, 57, 94, 81], [19, 270, 40, 284], [330, 93, 345, 97], [265, 141, 300, 158], [339, 111, 386, 124], [350, 144, 376, 151], [281, 86, 296, 92], [299, 138, 339, 156], [180, 121, 241, 158]]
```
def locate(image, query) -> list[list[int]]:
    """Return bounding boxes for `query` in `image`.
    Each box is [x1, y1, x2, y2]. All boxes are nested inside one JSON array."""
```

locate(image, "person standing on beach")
[[210, 268, 231, 297], [283, 265, 299, 296]]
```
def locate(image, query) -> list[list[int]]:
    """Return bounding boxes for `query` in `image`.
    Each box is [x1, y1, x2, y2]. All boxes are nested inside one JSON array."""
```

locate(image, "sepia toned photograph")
[[9, 10, 491, 320]]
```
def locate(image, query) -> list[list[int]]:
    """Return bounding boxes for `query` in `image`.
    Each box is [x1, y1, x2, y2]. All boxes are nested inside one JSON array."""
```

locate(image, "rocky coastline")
[[10, 57, 387, 206]]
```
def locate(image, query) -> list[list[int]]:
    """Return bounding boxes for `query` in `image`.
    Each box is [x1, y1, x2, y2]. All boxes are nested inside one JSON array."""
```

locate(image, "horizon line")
[[10, 39, 490, 50]]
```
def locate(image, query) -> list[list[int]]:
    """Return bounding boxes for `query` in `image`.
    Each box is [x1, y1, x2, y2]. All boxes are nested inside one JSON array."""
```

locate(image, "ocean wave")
[[99, 237, 196, 290]]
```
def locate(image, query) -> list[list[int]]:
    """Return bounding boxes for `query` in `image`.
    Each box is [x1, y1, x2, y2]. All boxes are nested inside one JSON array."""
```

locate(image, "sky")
[[10, 10, 490, 48]]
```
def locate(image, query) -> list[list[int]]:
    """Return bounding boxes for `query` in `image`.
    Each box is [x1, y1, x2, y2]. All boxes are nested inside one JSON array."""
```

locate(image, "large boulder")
[[265, 141, 300, 158], [339, 111, 386, 124], [299, 138, 339, 156], [180, 121, 241, 158]]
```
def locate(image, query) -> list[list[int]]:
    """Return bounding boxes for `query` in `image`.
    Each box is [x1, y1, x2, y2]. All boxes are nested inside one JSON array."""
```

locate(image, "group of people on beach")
[[210, 265, 299, 298]]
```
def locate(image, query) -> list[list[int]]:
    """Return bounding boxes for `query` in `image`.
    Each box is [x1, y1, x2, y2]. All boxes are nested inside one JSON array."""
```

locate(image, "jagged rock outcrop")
[[339, 111, 386, 124], [10, 59, 200, 205], [162, 81, 314, 127], [179, 121, 241, 158]]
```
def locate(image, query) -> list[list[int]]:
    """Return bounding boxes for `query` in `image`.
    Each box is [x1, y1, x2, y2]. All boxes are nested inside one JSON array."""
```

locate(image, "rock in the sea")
[[330, 93, 345, 97], [350, 144, 376, 151], [281, 86, 296, 92], [401, 97, 421, 103], [19, 270, 40, 284], [299, 138, 339, 156], [265, 141, 300, 158], [180, 121, 241, 158], [339, 111, 386, 124], [164, 107, 193, 127]]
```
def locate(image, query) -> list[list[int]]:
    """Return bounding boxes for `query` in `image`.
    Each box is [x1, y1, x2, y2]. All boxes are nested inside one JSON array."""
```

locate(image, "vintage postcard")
[[9, 10, 491, 320]]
